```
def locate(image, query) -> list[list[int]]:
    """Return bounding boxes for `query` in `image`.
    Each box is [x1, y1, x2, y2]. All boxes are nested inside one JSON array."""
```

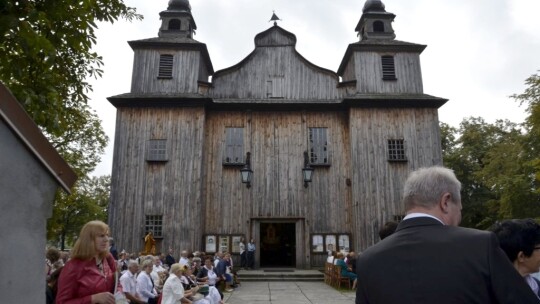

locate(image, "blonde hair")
[[141, 259, 153, 270], [70, 220, 110, 260], [170, 263, 183, 275]]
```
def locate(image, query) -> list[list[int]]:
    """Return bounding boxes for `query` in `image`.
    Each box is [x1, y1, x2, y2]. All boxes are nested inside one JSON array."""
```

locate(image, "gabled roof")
[[213, 25, 336, 79], [0, 83, 77, 193]]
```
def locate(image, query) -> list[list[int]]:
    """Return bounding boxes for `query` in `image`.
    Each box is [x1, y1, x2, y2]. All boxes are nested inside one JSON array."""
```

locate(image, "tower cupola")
[[168, 0, 190, 11], [158, 0, 196, 38], [355, 0, 396, 41]]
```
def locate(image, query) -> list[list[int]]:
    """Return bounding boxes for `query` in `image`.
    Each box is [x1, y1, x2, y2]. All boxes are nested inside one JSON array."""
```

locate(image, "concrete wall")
[[0, 120, 58, 303]]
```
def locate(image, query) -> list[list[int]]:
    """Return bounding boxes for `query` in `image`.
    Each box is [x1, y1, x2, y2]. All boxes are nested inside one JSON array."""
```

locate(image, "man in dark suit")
[[355, 166, 540, 304], [165, 247, 176, 268]]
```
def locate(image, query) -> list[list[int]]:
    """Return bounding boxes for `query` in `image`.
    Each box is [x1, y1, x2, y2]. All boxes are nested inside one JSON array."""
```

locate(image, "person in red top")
[[56, 220, 117, 304]]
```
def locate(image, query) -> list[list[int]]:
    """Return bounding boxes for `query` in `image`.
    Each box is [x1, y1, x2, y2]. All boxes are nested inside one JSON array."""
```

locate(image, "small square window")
[[387, 139, 407, 162], [145, 215, 163, 237], [147, 139, 168, 162]]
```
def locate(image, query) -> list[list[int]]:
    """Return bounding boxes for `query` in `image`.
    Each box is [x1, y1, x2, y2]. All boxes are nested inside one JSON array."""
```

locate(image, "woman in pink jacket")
[[56, 220, 117, 304]]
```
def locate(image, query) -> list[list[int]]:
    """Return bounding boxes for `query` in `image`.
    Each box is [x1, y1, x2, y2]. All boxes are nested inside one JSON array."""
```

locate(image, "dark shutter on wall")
[[223, 127, 244, 165], [158, 54, 174, 78], [381, 55, 397, 80]]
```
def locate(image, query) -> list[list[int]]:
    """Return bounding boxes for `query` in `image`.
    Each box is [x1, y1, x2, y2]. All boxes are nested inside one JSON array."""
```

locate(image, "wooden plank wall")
[[210, 46, 339, 100], [203, 111, 352, 264], [340, 55, 356, 83], [131, 49, 203, 94], [348, 107, 442, 250], [109, 107, 206, 254], [353, 52, 424, 94]]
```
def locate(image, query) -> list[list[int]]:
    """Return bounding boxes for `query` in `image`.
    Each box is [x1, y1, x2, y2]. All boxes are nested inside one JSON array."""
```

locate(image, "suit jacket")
[[165, 254, 175, 267], [355, 217, 540, 304]]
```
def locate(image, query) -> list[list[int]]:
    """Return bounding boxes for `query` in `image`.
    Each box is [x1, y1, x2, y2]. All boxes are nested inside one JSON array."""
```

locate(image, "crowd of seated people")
[[46, 246, 236, 304]]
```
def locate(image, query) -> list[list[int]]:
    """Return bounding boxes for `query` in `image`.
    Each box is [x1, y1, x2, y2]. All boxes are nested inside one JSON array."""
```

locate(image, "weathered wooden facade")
[[108, 0, 447, 268]]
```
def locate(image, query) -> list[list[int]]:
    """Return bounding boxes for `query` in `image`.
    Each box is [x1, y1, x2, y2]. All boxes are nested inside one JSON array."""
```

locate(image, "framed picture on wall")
[[219, 235, 230, 253], [205, 235, 216, 253], [312, 234, 324, 252], [338, 234, 350, 253], [325, 235, 337, 252], [231, 236, 242, 253]]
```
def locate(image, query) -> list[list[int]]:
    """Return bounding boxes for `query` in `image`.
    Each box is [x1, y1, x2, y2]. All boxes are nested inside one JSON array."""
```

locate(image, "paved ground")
[[222, 281, 356, 304]]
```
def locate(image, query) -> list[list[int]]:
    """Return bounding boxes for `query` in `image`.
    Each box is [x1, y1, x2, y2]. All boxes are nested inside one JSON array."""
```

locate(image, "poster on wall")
[[338, 234, 350, 253], [219, 235, 230, 253], [325, 235, 337, 252], [231, 236, 242, 253], [312, 234, 324, 252], [205, 235, 216, 253]]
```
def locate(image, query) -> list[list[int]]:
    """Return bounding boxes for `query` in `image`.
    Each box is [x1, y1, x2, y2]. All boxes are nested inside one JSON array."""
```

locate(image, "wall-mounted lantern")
[[302, 150, 314, 188], [240, 152, 253, 188]]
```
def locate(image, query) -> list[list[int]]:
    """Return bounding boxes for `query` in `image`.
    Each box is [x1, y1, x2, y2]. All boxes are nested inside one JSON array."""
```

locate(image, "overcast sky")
[[89, 0, 540, 176]]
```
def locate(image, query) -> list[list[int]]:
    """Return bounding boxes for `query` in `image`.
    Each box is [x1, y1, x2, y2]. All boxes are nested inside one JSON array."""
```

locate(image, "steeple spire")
[[159, 0, 197, 38], [355, 0, 396, 41], [269, 11, 281, 26]]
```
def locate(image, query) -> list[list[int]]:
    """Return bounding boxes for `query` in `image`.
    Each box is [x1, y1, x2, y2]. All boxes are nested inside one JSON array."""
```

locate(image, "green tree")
[[441, 119, 497, 228], [48, 175, 111, 250], [441, 117, 540, 228], [0, 0, 141, 138], [0, 0, 141, 244], [512, 73, 540, 194]]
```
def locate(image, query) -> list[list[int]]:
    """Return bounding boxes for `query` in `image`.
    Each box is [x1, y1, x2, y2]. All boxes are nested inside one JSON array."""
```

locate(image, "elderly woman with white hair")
[[162, 263, 210, 304]]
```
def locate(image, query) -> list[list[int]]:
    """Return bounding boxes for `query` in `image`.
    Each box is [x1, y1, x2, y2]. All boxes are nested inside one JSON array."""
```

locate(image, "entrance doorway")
[[260, 222, 296, 267]]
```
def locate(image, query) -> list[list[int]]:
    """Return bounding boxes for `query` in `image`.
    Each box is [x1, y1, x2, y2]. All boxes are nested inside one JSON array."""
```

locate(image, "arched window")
[[168, 19, 181, 30], [373, 21, 385, 32]]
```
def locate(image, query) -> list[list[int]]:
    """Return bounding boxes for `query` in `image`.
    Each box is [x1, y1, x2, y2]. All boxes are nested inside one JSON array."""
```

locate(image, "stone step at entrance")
[[236, 269, 324, 282]]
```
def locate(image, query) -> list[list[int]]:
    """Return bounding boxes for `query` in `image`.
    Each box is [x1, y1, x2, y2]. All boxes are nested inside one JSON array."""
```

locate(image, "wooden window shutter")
[[266, 76, 284, 98], [381, 55, 397, 80], [223, 127, 244, 165], [158, 54, 174, 78], [309, 127, 330, 165]]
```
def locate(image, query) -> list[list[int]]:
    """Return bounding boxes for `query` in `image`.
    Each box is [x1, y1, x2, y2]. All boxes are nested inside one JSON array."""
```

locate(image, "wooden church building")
[[108, 0, 447, 268]]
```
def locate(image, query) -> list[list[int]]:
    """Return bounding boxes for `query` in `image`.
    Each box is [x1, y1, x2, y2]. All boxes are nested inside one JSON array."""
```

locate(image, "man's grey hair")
[[403, 166, 461, 210], [128, 260, 139, 267]]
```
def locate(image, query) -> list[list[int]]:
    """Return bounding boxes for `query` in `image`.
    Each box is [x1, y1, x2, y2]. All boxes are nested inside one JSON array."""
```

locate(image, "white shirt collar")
[[403, 213, 444, 225]]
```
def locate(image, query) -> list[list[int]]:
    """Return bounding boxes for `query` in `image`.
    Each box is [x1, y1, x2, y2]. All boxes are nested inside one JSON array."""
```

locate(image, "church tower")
[[107, 0, 213, 254], [338, 0, 426, 95], [125, 0, 213, 96], [356, 0, 396, 40], [340, 0, 446, 249], [158, 0, 196, 39]]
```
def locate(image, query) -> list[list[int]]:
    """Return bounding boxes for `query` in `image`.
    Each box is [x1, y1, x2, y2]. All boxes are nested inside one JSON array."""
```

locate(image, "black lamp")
[[302, 151, 314, 188], [240, 152, 253, 188]]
